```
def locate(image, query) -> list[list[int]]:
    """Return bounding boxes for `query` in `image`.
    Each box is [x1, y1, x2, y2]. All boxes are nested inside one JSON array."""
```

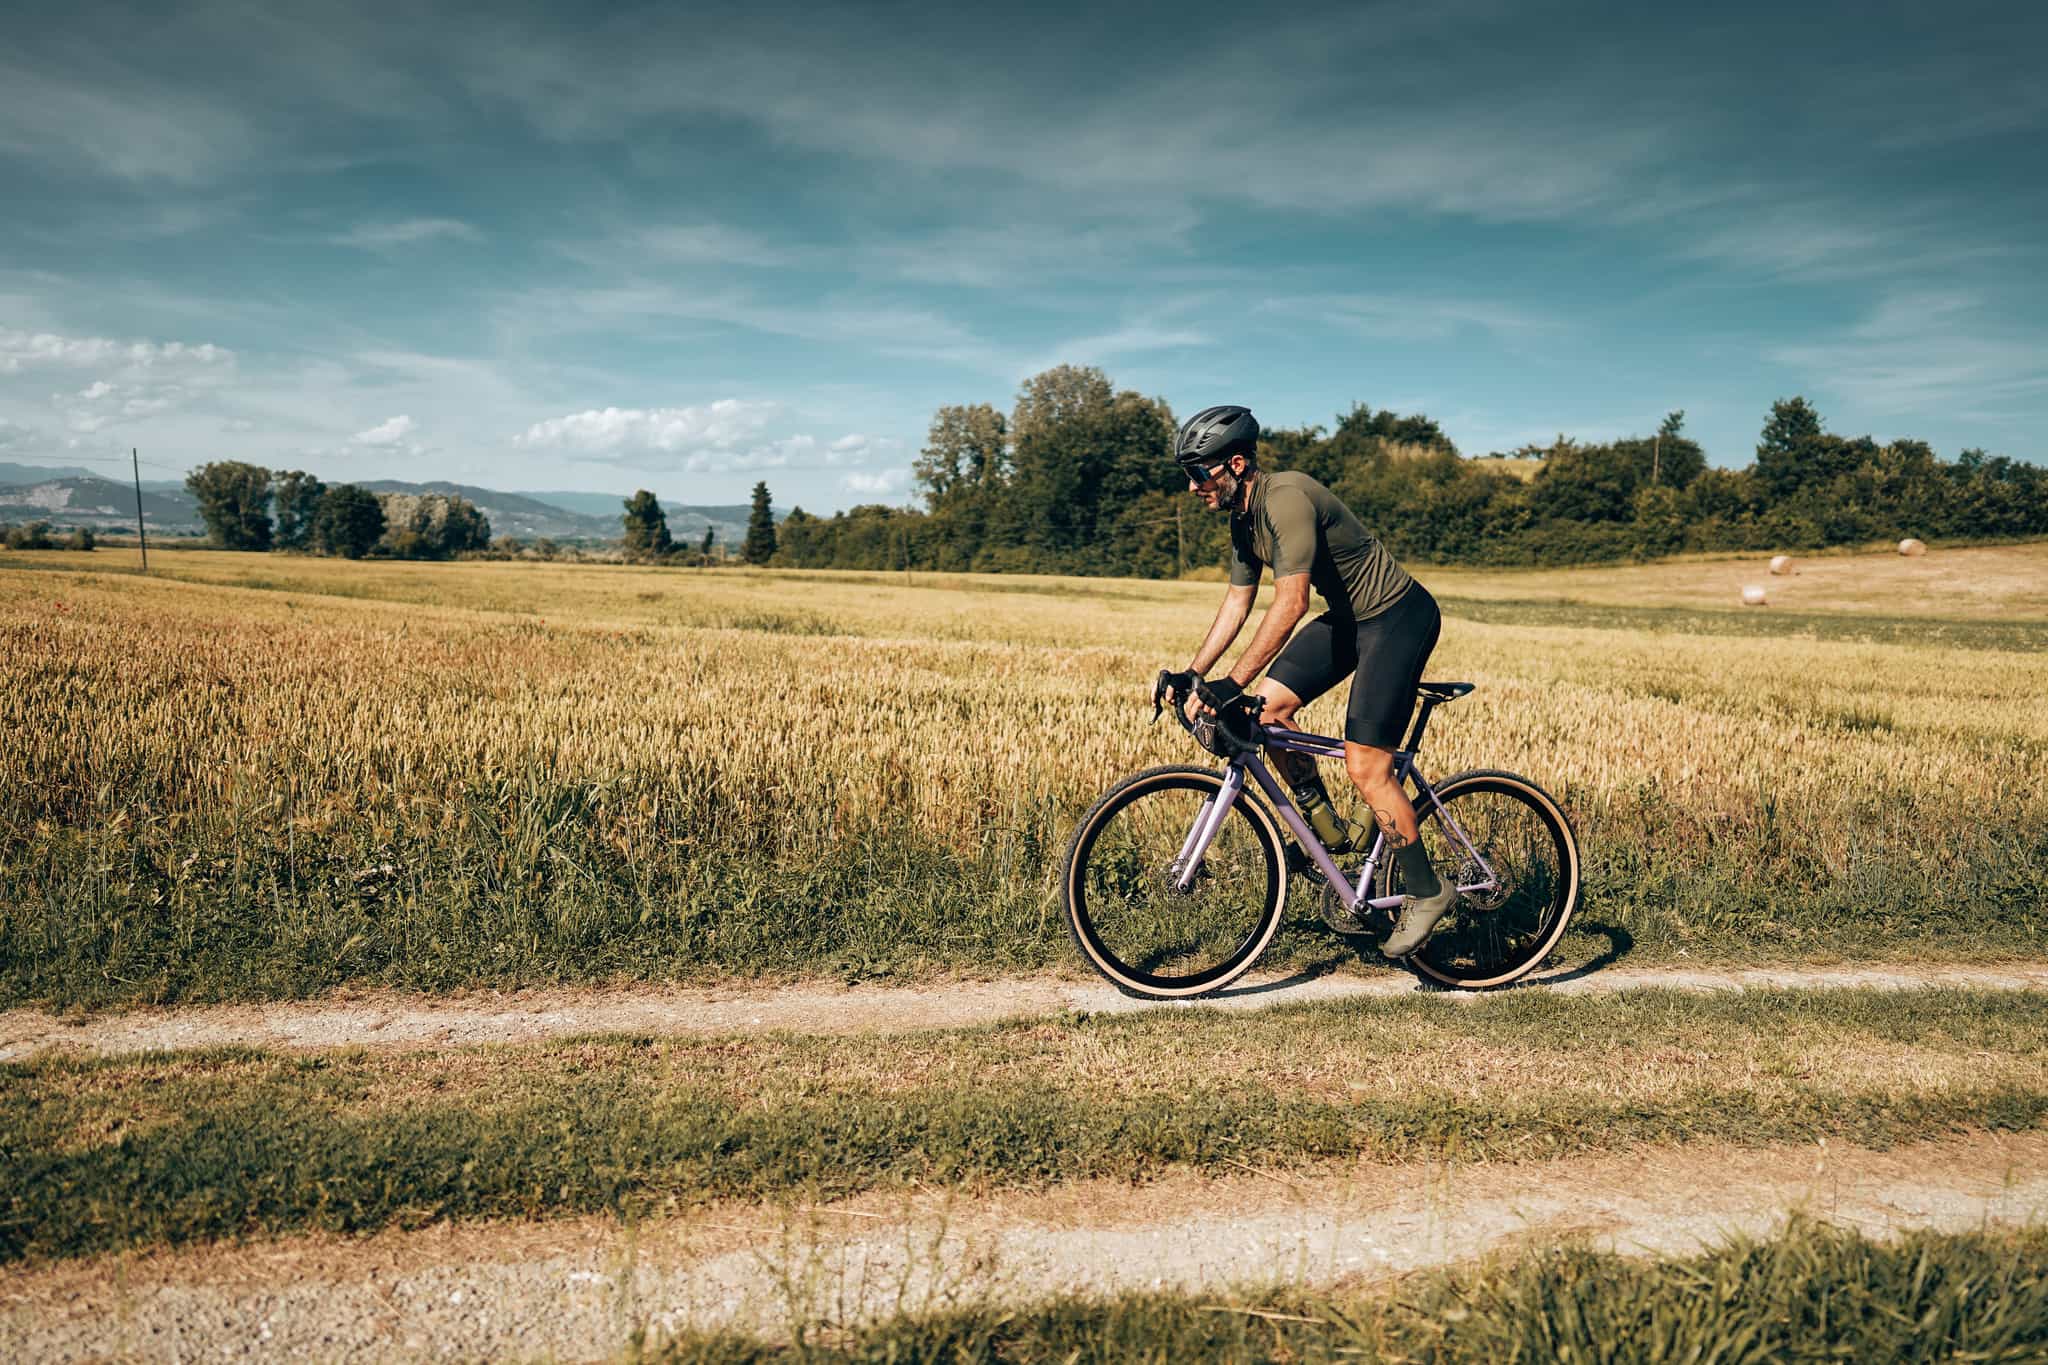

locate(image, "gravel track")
[[7, 963, 2048, 1061], [8, 1129, 2046, 1361]]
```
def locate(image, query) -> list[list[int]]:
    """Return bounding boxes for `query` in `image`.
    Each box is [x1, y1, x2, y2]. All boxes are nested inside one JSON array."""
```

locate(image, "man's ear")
[[1230, 453, 1251, 477]]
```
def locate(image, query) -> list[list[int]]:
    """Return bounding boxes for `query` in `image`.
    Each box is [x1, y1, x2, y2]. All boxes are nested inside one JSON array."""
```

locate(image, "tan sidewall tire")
[[1401, 771, 1582, 991], [1061, 765, 1289, 999]]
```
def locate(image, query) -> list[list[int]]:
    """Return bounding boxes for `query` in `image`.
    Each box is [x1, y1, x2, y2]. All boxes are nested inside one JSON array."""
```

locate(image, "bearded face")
[[1188, 458, 1247, 513]]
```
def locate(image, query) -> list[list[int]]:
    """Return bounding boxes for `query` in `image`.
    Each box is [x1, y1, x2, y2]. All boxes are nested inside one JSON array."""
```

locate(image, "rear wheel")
[[1377, 770, 1580, 989], [1062, 765, 1287, 999]]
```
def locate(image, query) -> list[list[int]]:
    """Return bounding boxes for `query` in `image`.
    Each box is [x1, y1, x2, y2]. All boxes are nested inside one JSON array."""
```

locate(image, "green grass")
[[656, 1219, 2048, 1362], [3, 775, 2041, 1009], [1440, 596, 2048, 652], [8, 988, 2048, 1263]]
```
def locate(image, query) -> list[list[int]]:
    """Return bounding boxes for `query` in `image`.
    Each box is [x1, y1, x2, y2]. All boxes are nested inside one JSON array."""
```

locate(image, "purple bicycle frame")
[[1171, 724, 1503, 912]]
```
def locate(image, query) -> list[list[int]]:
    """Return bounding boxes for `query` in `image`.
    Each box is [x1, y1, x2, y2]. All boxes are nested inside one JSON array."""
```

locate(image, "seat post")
[[1402, 696, 1439, 753]]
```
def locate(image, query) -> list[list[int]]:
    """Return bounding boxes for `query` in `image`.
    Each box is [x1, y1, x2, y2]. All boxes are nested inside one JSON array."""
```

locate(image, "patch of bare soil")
[[6, 963, 2047, 1063], [6, 1129, 2046, 1362]]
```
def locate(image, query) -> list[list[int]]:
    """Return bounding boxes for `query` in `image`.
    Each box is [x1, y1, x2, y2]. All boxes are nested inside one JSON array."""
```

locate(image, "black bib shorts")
[[1265, 580, 1442, 750]]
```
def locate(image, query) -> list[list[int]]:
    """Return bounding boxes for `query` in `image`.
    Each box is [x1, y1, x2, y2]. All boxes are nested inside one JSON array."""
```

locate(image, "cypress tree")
[[743, 481, 777, 564]]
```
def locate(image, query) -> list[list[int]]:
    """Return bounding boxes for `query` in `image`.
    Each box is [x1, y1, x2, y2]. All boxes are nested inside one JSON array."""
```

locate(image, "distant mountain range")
[[0, 464, 774, 543]]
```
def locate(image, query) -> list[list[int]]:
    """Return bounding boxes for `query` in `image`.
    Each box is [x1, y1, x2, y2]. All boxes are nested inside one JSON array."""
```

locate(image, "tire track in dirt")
[[8, 1129, 2046, 1361], [6, 963, 2047, 1061]]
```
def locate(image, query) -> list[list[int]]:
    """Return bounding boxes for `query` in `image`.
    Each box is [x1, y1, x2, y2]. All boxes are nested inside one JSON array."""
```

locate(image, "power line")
[[14, 451, 184, 475]]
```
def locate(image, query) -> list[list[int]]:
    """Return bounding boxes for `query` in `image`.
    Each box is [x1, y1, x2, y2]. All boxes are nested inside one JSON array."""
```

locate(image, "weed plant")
[[656, 1219, 2048, 1362]]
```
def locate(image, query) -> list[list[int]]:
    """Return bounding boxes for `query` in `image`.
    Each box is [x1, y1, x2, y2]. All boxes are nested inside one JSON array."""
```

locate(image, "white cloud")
[[1021, 325, 1211, 378], [332, 218, 482, 249], [0, 328, 234, 374], [635, 224, 802, 268], [683, 433, 818, 474], [54, 379, 193, 433], [1259, 294, 1556, 344], [352, 414, 417, 447], [1769, 292, 2048, 418], [517, 400, 777, 457], [841, 468, 908, 497]]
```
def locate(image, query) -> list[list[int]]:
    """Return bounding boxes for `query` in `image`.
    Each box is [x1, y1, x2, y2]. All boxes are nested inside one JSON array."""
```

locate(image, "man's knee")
[[1252, 679, 1302, 722], [1344, 743, 1394, 789]]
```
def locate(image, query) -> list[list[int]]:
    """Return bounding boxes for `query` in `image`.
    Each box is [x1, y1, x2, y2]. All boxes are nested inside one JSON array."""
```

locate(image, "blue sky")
[[1, 0, 2042, 511]]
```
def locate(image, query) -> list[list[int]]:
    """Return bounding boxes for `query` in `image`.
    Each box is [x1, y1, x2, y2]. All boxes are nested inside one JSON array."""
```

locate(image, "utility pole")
[[1175, 503, 1184, 579], [1651, 432, 1661, 487], [131, 448, 149, 572]]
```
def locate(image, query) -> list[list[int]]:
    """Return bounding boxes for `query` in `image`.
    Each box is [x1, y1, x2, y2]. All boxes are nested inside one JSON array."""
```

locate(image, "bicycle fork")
[[1174, 755, 1504, 912]]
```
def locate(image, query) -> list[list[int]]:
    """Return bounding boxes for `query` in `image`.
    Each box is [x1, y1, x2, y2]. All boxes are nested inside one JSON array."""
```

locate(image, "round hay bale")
[[1741, 584, 1768, 607], [1769, 554, 1794, 575], [1898, 537, 1927, 557]]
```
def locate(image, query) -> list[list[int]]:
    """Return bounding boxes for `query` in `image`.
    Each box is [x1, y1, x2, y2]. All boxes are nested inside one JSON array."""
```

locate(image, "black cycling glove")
[[1196, 675, 1244, 709]]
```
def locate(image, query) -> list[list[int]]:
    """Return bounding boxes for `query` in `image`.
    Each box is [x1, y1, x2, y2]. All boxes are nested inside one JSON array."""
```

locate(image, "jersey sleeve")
[[1265, 485, 1319, 580], [1227, 520, 1261, 587]]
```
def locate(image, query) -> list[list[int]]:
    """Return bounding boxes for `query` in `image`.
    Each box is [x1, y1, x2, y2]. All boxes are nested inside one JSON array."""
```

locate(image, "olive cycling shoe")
[[1381, 882, 1456, 958]]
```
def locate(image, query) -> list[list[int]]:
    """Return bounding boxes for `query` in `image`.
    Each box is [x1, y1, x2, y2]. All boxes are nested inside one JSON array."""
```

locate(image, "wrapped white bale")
[[1742, 584, 1768, 606], [1769, 554, 1794, 575], [1898, 538, 1927, 557]]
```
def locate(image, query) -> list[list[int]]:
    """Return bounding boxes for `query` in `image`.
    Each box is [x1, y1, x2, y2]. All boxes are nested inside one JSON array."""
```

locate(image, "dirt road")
[[9, 962, 2047, 1062], [8, 1128, 2045, 1361]]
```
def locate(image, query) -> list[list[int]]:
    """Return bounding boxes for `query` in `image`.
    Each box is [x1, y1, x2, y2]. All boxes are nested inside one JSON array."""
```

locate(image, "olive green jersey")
[[1227, 470, 1414, 620]]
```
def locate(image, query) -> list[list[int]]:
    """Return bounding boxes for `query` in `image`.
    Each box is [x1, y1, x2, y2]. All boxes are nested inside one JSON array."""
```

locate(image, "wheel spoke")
[[1066, 772, 1283, 996], [1382, 778, 1577, 988]]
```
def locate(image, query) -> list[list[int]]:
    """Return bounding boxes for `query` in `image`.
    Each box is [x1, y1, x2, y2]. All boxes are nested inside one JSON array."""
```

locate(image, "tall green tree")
[[996, 364, 1176, 573], [621, 489, 672, 558], [913, 403, 1008, 571], [272, 470, 326, 550], [185, 460, 274, 550], [1754, 396, 1833, 500], [742, 482, 777, 564], [312, 484, 385, 559]]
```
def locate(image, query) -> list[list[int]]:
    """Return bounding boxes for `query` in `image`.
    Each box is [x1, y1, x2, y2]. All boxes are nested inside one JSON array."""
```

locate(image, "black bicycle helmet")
[[1174, 404, 1259, 475]]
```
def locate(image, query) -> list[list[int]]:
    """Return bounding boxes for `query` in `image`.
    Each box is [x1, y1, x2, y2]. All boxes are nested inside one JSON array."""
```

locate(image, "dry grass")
[[2, 547, 2044, 1004], [1424, 539, 2048, 618]]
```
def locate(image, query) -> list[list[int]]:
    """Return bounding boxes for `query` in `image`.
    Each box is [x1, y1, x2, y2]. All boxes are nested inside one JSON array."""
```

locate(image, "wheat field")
[[2, 545, 2043, 1004]]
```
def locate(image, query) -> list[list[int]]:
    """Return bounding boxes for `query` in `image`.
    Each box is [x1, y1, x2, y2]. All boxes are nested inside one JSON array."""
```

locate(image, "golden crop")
[[3, 546, 2043, 1002]]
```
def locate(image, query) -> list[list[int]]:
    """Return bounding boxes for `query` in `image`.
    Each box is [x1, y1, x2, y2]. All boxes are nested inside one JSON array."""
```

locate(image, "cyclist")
[[1164, 404, 1454, 958]]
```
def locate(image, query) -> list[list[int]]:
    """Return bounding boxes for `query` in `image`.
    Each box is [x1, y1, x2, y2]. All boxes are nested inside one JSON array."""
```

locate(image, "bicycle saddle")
[[1416, 681, 1475, 702]]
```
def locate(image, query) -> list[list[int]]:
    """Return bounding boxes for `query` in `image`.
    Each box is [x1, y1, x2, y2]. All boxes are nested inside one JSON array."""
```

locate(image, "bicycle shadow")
[[1529, 920, 1634, 985], [1197, 921, 1634, 1002], [1398, 919, 1637, 993], [1207, 952, 1352, 1000]]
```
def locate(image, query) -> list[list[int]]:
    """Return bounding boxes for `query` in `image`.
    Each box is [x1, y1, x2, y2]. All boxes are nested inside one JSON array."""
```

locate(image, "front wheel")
[[1062, 765, 1287, 999], [1378, 770, 1581, 989]]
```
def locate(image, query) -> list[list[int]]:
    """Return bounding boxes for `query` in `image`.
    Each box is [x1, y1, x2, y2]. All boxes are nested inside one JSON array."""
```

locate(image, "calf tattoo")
[[1370, 804, 1410, 849]]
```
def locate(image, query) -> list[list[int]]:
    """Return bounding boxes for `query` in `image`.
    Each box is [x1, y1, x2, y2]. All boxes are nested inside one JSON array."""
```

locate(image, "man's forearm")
[[1189, 591, 1254, 674], [1223, 579, 1310, 685]]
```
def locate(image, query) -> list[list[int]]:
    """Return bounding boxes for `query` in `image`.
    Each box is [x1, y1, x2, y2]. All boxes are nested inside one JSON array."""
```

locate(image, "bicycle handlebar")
[[1153, 669, 1265, 757]]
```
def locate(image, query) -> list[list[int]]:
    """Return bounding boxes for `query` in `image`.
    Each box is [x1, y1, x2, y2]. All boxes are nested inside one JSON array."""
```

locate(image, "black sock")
[[1394, 842, 1441, 899]]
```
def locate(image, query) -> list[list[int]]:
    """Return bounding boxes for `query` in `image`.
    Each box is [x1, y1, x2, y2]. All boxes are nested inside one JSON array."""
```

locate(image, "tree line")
[[619, 479, 779, 565], [184, 462, 491, 559], [766, 365, 2047, 574]]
